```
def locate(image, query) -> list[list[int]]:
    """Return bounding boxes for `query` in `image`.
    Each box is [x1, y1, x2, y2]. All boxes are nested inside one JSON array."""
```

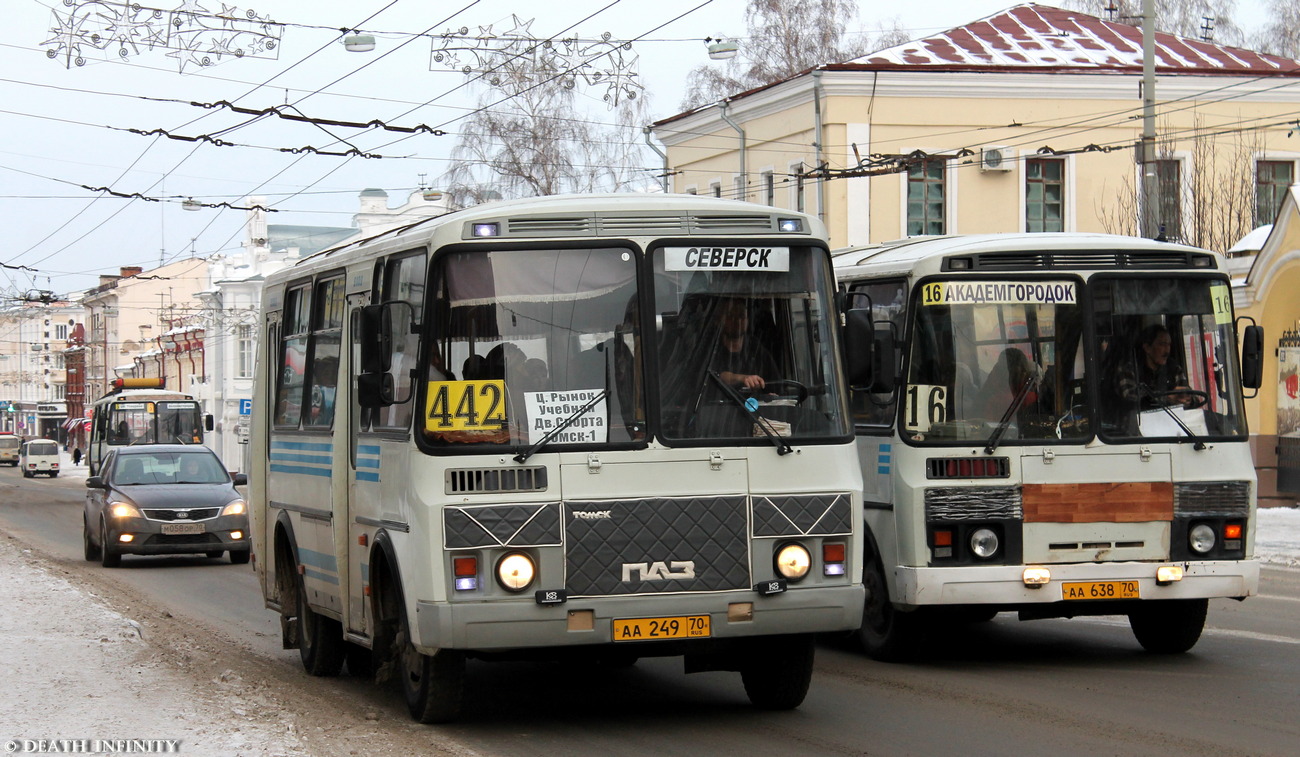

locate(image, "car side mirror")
[[231, 472, 248, 486], [86, 476, 107, 490]]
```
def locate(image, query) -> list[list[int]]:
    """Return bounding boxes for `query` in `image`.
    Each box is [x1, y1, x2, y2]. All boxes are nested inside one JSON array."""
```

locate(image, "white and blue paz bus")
[[837, 233, 1264, 660], [250, 194, 864, 722]]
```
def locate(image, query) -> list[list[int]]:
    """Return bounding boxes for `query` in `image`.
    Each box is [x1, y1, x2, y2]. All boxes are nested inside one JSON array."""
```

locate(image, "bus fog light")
[[1189, 524, 1216, 554], [970, 528, 1000, 559], [774, 543, 811, 581], [1023, 567, 1051, 587], [496, 552, 535, 592], [454, 577, 478, 591], [1156, 565, 1184, 585]]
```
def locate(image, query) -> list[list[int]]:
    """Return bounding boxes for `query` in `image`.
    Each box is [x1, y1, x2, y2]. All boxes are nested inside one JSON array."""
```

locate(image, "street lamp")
[[343, 33, 376, 53], [706, 37, 738, 60]]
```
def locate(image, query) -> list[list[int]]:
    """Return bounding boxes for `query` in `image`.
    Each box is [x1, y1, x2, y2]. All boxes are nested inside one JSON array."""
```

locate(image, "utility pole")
[[1139, 0, 1161, 239]]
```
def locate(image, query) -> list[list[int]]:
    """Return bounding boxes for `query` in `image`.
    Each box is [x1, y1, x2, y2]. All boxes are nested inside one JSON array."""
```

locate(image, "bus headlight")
[[109, 502, 141, 518], [495, 552, 536, 592], [222, 500, 247, 516], [1189, 524, 1216, 554], [970, 528, 1000, 559], [774, 543, 811, 581]]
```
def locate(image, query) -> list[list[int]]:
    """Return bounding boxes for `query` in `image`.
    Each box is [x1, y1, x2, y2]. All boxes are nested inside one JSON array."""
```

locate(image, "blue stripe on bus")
[[271, 440, 334, 452], [877, 443, 892, 475], [303, 568, 339, 585], [355, 471, 381, 482], [269, 452, 332, 465], [356, 457, 380, 469], [298, 547, 338, 571], [357, 445, 381, 455], [269, 463, 333, 478]]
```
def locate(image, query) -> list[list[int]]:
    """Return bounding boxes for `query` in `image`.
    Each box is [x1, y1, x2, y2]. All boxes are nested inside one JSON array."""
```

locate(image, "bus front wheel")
[[1128, 598, 1208, 654], [740, 634, 815, 710], [297, 578, 346, 676], [858, 552, 919, 661], [398, 607, 464, 723]]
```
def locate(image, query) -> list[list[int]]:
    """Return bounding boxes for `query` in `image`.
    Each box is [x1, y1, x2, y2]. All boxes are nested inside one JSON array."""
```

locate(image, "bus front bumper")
[[415, 585, 864, 652], [894, 559, 1259, 607]]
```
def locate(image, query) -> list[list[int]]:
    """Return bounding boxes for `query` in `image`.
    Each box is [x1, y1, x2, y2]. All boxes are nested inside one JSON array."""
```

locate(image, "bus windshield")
[[900, 275, 1246, 445], [107, 401, 204, 445], [422, 246, 643, 449], [654, 245, 849, 443]]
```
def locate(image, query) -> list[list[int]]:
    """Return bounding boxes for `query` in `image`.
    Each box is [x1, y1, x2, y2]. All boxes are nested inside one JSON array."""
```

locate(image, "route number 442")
[[425, 380, 506, 432]]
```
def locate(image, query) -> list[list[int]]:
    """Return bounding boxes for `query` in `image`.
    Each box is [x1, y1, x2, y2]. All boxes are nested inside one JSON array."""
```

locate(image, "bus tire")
[[83, 516, 101, 562], [1128, 598, 1208, 654], [740, 634, 815, 710], [345, 641, 374, 678], [399, 605, 464, 723], [858, 550, 919, 662], [297, 579, 346, 676], [99, 518, 121, 568]]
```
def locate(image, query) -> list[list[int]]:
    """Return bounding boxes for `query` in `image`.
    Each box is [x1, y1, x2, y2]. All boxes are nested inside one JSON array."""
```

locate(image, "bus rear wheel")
[[740, 634, 815, 710], [1128, 598, 1208, 654], [858, 551, 919, 661], [398, 606, 464, 723]]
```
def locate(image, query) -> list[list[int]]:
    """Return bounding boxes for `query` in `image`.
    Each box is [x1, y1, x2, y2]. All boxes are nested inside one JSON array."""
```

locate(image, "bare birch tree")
[[680, 0, 895, 110], [1258, 0, 1300, 57], [440, 36, 653, 207], [1066, 0, 1244, 45]]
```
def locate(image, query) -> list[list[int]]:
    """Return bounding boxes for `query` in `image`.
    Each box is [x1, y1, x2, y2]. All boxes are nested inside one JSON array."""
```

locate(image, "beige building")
[[81, 258, 209, 403], [650, 3, 1300, 253]]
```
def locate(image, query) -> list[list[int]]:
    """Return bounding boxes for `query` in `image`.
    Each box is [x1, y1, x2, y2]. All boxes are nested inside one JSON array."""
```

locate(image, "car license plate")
[[612, 615, 711, 642], [161, 522, 205, 535], [1062, 580, 1140, 600]]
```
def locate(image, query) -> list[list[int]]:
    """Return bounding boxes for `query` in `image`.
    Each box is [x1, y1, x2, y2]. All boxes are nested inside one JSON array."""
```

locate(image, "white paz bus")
[[250, 194, 864, 722], [836, 233, 1264, 659]]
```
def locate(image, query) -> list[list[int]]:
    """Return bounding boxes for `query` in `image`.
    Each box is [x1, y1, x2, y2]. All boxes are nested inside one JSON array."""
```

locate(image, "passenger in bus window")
[[1114, 323, 1194, 409], [979, 348, 1039, 419]]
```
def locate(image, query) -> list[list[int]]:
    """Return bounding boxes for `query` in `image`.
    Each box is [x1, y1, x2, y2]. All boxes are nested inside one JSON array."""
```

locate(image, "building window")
[[55, 324, 68, 340], [1256, 160, 1293, 226], [1025, 158, 1064, 233], [237, 325, 254, 379], [793, 163, 806, 213], [734, 176, 745, 202], [762, 171, 775, 205], [1155, 159, 1182, 241], [907, 158, 946, 235]]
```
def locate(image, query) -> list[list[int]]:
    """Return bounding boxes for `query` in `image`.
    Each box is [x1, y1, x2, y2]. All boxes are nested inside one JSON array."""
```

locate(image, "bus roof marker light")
[[1022, 567, 1051, 588], [472, 222, 500, 238], [1156, 565, 1184, 585]]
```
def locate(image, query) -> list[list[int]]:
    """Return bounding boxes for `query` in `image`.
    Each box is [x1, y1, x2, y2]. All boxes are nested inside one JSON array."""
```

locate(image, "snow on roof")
[[851, 3, 1300, 74], [1229, 224, 1273, 254]]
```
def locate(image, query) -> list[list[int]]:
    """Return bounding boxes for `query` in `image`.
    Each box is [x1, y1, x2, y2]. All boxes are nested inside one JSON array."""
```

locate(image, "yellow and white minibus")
[[837, 233, 1263, 659], [250, 194, 864, 722]]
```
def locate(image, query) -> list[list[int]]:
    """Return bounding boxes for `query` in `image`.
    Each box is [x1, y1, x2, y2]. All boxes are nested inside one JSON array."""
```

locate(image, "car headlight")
[[109, 502, 142, 518], [970, 527, 1000, 559], [222, 500, 247, 516], [1189, 523, 1216, 554], [495, 552, 536, 592], [774, 543, 811, 581]]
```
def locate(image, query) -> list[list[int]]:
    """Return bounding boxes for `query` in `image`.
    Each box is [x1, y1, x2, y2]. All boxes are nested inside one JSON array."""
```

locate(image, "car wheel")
[[297, 577, 345, 676], [83, 517, 101, 562], [99, 518, 121, 568], [229, 550, 250, 565], [206, 550, 224, 559], [740, 634, 815, 710], [49, 471, 58, 478], [1129, 598, 1208, 654]]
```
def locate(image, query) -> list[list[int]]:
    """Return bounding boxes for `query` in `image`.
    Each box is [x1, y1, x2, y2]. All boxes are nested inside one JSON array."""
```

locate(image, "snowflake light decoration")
[[41, 0, 280, 72]]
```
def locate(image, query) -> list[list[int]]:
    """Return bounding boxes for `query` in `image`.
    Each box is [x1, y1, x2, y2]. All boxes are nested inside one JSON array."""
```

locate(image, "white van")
[[19, 439, 60, 478], [0, 434, 18, 466]]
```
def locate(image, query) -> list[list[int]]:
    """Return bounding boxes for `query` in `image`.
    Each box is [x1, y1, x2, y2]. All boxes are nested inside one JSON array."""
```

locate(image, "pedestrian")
[[72, 447, 82, 466]]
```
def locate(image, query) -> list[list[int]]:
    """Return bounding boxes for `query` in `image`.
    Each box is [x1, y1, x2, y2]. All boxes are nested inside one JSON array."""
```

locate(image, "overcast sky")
[[0, 0, 1272, 299]]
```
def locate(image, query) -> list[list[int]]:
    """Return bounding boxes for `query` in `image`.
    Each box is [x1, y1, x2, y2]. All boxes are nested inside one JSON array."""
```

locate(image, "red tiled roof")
[[848, 3, 1300, 75]]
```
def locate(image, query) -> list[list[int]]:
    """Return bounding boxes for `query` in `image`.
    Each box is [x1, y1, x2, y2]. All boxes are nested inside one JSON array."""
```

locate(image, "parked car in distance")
[[83, 444, 250, 568], [19, 438, 60, 478]]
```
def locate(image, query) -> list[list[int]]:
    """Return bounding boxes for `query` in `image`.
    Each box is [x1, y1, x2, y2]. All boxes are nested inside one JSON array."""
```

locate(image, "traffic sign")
[[239, 399, 252, 416]]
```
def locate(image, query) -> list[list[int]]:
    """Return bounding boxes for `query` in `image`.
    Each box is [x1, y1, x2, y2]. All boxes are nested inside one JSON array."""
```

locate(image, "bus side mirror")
[[871, 324, 899, 394], [358, 304, 388, 374], [1240, 323, 1264, 390], [204, 414, 214, 432], [845, 308, 876, 389]]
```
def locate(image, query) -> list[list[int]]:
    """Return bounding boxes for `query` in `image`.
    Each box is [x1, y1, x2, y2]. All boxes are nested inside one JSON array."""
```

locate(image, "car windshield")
[[113, 452, 227, 485]]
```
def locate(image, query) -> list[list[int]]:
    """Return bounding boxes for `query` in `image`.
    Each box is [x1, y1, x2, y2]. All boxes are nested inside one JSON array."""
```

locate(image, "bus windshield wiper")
[[1138, 383, 1207, 451], [985, 374, 1039, 455], [708, 371, 793, 456], [513, 389, 608, 464]]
